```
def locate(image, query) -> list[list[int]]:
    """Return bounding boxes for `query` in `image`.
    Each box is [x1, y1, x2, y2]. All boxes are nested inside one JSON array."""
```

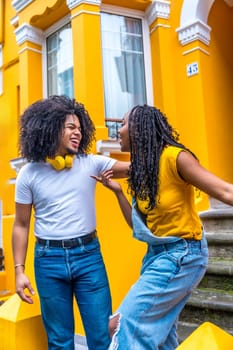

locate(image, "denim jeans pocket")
[[34, 242, 49, 258], [166, 247, 188, 267], [82, 237, 100, 253]]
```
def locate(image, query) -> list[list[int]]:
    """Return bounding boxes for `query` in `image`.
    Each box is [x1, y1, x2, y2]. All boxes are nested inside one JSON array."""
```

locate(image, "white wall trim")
[[176, 0, 214, 46], [18, 46, 42, 55], [150, 23, 170, 35], [12, 0, 33, 12], [14, 23, 44, 46], [101, 4, 144, 17], [96, 140, 122, 156], [71, 10, 100, 20], [67, 0, 101, 10], [182, 46, 210, 56], [176, 20, 211, 46], [146, 0, 171, 26]]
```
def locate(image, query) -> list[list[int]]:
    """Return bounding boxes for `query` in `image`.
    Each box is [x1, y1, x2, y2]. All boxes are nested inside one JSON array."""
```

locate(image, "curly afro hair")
[[19, 95, 96, 162]]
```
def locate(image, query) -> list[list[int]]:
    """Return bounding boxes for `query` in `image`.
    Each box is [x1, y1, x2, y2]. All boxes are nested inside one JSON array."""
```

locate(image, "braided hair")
[[127, 105, 195, 210], [19, 95, 95, 161]]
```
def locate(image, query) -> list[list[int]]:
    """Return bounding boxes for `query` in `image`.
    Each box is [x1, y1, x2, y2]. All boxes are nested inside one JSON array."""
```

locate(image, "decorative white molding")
[[146, 0, 170, 26], [66, 0, 101, 10], [176, 20, 211, 46], [10, 15, 19, 28], [14, 23, 44, 46], [12, 0, 33, 13], [182, 46, 210, 57], [71, 10, 100, 20], [224, 0, 233, 6], [10, 158, 27, 174], [96, 140, 122, 156], [177, 0, 215, 46], [180, 0, 214, 25], [18, 46, 42, 55], [150, 23, 170, 35]]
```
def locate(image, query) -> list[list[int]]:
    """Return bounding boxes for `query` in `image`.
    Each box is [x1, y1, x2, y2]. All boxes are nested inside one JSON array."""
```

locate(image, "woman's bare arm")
[[177, 151, 233, 206], [91, 170, 132, 227]]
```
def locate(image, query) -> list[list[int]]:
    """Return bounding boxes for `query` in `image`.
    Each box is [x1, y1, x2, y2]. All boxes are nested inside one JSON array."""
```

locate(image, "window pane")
[[46, 23, 74, 98], [101, 12, 147, 137]]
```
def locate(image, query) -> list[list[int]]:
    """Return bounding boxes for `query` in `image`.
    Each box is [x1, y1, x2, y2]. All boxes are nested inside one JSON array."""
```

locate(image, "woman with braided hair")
[[94, 105, 233, 350], [12, 95, 129, 350]]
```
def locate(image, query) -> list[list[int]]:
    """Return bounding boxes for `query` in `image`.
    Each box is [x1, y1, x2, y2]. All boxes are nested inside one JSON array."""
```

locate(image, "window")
[[101, 10, 151, 139], [46, 22, 74, 98]]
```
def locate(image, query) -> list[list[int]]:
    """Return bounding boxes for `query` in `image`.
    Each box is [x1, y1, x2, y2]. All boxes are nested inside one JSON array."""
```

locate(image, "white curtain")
[[47, 23, 74, 98], [101, 13, 147, 120]]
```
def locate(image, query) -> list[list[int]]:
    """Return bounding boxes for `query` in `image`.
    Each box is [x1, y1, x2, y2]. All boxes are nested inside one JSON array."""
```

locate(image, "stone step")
[[179, 200, 233, 342], [188, 288, 233, 311], [199, 207, 233, 234], [205, 232, 233, 257], [179, 288, 233, 335], [177, 321, 200, 343], [199, 258, 233, 290], [207, 258, 233, 276]]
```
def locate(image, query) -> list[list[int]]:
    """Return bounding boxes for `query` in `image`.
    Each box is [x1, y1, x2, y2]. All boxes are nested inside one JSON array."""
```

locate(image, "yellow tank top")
[[137, 146, 202, 240]]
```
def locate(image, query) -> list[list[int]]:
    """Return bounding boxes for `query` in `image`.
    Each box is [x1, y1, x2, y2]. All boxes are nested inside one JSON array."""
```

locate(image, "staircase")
[[178, 199, 233, 341]]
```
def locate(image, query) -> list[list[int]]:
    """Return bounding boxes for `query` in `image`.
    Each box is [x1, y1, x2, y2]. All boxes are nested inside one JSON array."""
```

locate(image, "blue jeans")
[[34, 237, 112, 350], [109, 201, 208, 350]]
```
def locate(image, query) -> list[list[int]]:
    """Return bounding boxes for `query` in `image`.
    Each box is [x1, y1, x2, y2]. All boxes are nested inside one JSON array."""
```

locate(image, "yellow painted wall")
[[0, 0, 233, 341], [203, 0, 233, 181]]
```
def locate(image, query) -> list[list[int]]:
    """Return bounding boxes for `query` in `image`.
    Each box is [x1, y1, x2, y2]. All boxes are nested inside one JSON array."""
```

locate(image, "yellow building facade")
[[0, 0, 233, 345]]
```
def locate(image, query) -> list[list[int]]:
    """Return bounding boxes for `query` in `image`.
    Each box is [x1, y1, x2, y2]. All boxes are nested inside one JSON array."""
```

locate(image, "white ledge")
[[66, 0, 101, 9], [176, 20, 211, 46], [146, 0, 170, 26], [12, 0, 33, 13], [96, 140, 124, 156], [10, 157, 27, 174], [14, 23, 44, 46]]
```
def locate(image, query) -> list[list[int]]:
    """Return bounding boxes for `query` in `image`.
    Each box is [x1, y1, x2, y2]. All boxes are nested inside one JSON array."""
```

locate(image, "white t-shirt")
[[15, 154, 116, 239]]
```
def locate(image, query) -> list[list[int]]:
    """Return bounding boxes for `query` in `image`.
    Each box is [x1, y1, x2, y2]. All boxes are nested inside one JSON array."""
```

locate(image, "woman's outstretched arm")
[[177, 151, 233, 206], [91, 170, 132, 228]]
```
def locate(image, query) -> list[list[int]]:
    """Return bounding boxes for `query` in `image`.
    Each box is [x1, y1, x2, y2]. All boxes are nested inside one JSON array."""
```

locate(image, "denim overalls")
[[109, 199, 208, 350]]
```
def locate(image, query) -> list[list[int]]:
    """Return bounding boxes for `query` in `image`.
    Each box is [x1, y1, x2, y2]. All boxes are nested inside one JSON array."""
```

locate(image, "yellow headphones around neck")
[[46, 155, 75, 171]]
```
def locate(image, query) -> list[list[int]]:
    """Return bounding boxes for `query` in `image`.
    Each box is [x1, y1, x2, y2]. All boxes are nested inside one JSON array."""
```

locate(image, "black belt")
[[36, 230, 97, 248]]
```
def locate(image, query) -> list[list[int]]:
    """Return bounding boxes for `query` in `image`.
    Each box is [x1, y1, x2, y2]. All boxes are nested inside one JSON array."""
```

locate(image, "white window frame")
[[100, 4, 154, 108], [42, 15, 72, 98], [97, 4, 153, 154]]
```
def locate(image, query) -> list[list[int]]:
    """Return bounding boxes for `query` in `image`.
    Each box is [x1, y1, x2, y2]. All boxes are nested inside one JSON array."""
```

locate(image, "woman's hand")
[[91, 169, 122, 194], [91, 169, 132, 227]]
